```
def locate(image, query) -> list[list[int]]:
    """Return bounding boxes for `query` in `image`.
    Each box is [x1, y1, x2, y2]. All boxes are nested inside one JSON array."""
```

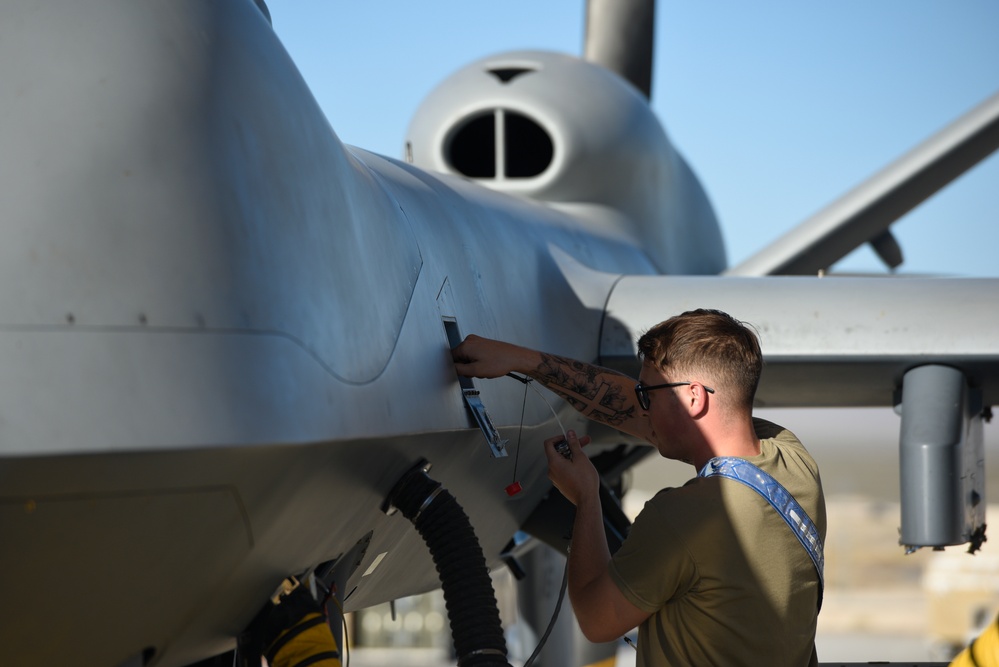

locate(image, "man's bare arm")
[[534, 352, 638, 429], [452, 335, 651, 440], [544, 432, 651, 642]]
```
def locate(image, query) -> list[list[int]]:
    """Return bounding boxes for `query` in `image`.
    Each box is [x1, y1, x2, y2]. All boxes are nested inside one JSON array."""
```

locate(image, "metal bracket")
[[462, 389, 508, 458]]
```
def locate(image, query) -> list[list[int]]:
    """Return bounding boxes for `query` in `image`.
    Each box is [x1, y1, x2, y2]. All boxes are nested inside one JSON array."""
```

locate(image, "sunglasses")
[[634, 381, 715, 410]]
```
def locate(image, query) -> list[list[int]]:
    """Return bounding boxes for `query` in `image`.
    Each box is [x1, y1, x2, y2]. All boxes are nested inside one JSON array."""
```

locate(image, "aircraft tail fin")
[[584, 0, 655, 99]]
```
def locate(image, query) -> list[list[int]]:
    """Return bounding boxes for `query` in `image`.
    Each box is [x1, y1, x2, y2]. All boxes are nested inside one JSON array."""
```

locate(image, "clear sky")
[[264, 0, 998, 277]]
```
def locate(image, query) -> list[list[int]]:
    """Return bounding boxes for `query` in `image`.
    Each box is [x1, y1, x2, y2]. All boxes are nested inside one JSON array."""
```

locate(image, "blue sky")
[[264, 1, 998, 277]]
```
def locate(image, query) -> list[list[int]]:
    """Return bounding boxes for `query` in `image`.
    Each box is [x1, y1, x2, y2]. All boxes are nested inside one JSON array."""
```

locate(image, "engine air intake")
[[447, 110, 553, 180]]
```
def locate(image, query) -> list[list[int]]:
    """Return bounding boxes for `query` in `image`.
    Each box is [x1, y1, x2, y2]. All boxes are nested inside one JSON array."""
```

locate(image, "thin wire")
[[522, 554, 569, 667], [512, 377, 529, 483], [316, 578, 350, 667], [328, 595, 350, 667], [504, 373, 571, 667], [330, 595, 350, 667], [516, 381, 636, 654], [505, 373, 567, 439]]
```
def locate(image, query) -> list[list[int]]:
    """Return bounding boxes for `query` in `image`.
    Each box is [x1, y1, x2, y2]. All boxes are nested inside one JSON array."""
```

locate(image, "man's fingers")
[[543, 430, 591, 462], [543, 434, 562, 461]]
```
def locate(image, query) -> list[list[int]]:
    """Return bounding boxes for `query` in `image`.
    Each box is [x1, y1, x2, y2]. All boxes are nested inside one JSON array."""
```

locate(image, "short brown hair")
[[637, 309, 762, 410]]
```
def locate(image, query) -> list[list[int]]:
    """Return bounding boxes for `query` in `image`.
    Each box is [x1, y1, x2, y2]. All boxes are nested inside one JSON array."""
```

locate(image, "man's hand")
[[544, 430, 596, 507], [451, 334, 538, 379]]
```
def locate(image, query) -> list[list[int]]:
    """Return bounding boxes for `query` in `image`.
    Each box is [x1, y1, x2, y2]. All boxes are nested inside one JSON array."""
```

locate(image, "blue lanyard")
[[699, 456, 824, 609]]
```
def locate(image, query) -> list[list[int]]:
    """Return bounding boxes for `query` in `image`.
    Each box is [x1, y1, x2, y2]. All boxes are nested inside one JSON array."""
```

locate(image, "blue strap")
[[699, 456, 824, 609]]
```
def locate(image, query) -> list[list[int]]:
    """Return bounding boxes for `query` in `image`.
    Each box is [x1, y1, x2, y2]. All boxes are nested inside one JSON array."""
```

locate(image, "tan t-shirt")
[[609, 419, 826, 666]]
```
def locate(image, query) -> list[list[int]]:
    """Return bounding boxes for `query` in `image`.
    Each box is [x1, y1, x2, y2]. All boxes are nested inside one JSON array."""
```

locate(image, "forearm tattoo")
[[533, 353, 635, 426]]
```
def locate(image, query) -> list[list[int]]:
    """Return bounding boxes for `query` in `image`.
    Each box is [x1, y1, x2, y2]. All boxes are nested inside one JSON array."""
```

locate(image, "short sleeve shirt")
[[608, 419, 826, 666]]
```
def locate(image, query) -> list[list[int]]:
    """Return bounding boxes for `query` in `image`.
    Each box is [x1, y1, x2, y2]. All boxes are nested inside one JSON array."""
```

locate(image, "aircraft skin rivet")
[[66, 313, 75, 324], [139, 314, 148, 325], [24, 500, 36, 514]]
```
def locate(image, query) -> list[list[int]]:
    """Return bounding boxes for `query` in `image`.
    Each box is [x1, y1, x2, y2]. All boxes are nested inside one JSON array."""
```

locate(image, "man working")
[[452, 308, 826, 666]]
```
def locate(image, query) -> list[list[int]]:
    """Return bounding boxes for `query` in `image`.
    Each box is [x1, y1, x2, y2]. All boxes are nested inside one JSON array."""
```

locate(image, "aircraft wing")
[[594, 273, 999, 407], [725, 91, 999, 276]]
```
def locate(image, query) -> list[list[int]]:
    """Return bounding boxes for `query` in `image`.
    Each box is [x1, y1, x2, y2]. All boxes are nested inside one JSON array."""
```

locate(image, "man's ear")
[[687, 382, 710, 418]]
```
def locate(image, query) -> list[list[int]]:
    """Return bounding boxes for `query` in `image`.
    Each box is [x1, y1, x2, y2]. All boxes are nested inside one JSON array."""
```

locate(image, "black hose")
[[387, 463, 511, 667]]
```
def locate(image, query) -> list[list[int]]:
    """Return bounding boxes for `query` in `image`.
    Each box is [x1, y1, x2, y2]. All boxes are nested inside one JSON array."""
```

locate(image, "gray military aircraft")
[[1, 1, 997, 666]]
